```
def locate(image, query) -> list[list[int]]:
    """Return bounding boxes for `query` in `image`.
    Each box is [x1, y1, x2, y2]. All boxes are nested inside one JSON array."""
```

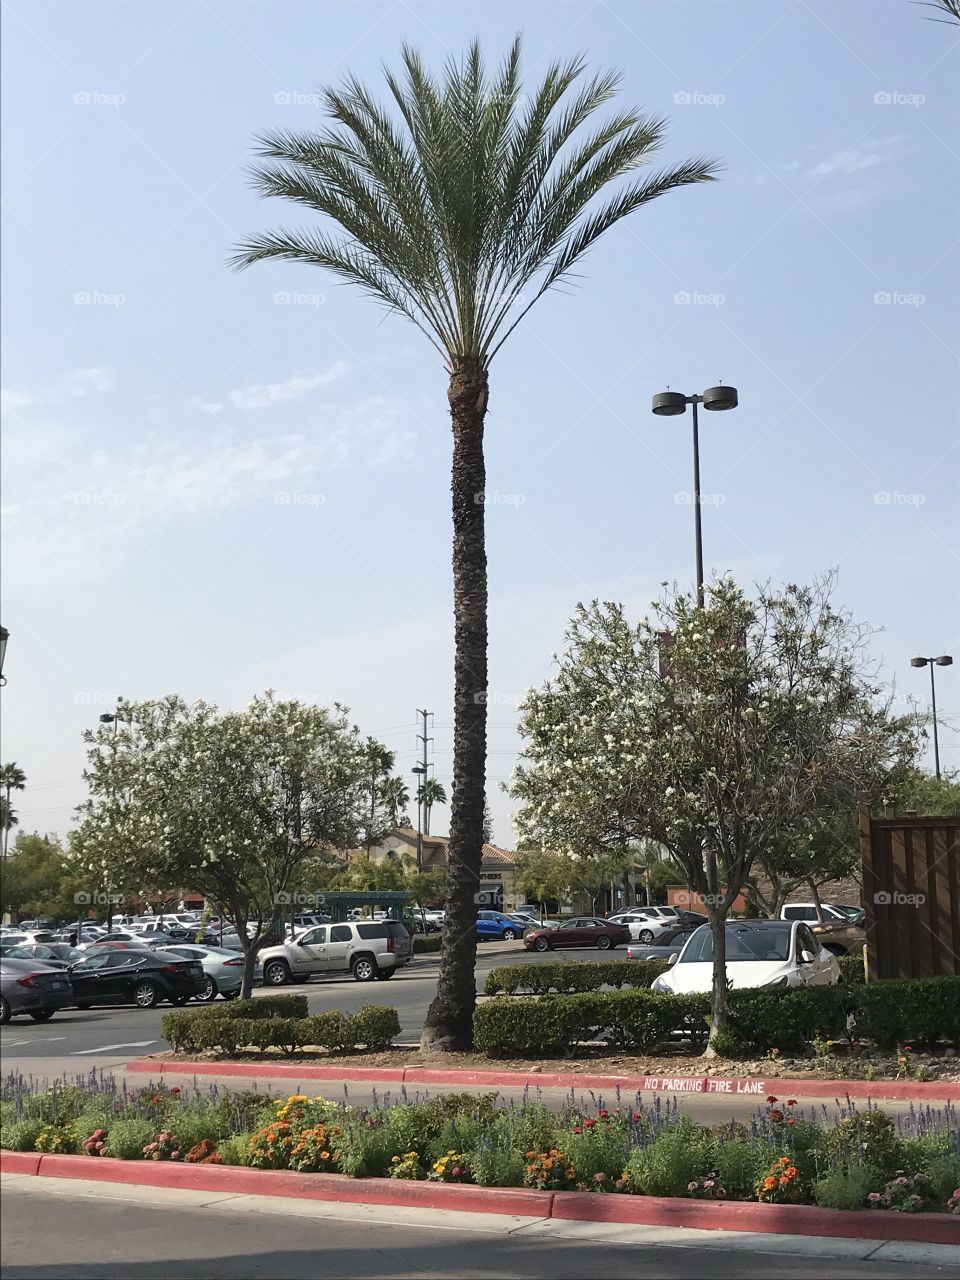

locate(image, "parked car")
[[523, 917, 631, 952], [0, 930, 59, 948], [0, 943, 81, 969], [618, 911, 706, 944], [68, 949, 206, 1009], [0, 958, 75, 1024], [475, 911, 525, 942], [809, 916, 865, 957], [780, 903, 860, 924], [626, 922, 702, 960], [651, 920, 840, 994], [153, 944, 260, 1001], [259, 920, 413, 985]]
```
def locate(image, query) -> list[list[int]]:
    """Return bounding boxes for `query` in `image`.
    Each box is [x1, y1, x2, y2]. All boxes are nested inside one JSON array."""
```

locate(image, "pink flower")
[[451, 1168, 461, 1179], [868, 1193, 881, 1203], [704, 1180, 715, 1189]]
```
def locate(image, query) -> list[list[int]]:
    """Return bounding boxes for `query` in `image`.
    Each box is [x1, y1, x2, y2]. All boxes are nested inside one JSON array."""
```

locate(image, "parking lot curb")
[[123, 1059, 958, 1101], [3, 1150, 958, 1245]]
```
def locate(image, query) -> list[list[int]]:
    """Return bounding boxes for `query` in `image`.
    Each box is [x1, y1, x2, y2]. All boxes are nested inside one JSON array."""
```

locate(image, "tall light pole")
[[652, 385, 739, 606], [98, 698, 123, 931], [412, 764, 426, 872], [910, 655, 953, 780], [0, 625, 8, 686]]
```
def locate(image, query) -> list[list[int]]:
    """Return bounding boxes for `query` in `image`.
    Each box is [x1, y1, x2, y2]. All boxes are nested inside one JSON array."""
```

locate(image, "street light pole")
[[911, 655, 953, 780], [412, 764, 426, 872], [652, 385, 739, 608], [98, 698, 123, 932]]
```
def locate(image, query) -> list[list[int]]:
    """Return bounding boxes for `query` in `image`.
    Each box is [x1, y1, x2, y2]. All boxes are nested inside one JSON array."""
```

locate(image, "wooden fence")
[[859, 808, 960, 979]]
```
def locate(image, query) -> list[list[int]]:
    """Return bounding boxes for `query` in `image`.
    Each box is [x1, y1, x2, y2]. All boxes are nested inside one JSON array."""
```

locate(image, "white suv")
[[259, 920, 413, 985]]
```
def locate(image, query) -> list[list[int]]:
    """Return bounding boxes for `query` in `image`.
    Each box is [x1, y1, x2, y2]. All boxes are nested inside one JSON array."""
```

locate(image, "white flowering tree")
[[511, 577, 917, 1047], [72, 693, 375, 995]]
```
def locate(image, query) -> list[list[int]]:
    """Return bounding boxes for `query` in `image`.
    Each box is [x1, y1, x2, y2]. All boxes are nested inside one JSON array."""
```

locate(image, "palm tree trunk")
[[422, 356, 488, 1051]]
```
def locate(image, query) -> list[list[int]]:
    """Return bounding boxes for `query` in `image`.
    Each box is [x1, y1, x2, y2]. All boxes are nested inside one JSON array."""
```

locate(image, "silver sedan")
[[153, 944, 261, 1001]]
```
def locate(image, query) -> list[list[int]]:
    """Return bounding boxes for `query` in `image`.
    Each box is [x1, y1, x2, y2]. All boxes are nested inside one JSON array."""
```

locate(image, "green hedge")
[[837, 955, 865, 985], [226, 995, 309, 1019], [161, 1003, 400, 1057], [474, 989, 710, 1056], [484, 958, 670, 996], [413, 935, 442, 954], [474, 976, 960, 1058]]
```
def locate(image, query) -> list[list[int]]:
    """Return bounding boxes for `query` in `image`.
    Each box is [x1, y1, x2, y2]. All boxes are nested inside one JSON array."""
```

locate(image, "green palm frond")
[[915, 0, 960, 23], [232, 36, 719, 366]]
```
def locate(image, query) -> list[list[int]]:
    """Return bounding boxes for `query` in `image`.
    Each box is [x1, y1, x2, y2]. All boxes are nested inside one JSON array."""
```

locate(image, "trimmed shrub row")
[[474, 976, 960, 1058], [837, 954, 865, 984], [227, 995, 309, 1019], [161, 1003, 400, 1057], [412, 935, 443, 954], [484, 958, 670, 996]]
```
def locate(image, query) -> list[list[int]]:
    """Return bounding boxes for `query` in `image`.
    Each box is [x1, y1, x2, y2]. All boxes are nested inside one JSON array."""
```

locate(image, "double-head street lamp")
[[652, 385, 739, 607], [910, 654, 953, 779], [97, 697, 124, 929]]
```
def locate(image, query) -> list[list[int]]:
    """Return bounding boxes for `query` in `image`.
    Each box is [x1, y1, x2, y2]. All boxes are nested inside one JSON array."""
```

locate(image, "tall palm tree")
[[363, 740, 396, 853], [233, 37, 718, 1049], [416, 776, 447, 836], [0, 763, 26, 857], [380, 775, 411, 827]]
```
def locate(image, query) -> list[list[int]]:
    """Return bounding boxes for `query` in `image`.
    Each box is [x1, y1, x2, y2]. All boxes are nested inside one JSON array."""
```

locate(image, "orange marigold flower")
[[770, 1109, 784, 1122], [763, 1176, 777, 1190]]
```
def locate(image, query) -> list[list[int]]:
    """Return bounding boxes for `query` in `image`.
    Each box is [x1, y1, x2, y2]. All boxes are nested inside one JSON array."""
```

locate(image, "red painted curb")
[[124, 1059, 958, 1102], [3, 1151, 958, 1245]]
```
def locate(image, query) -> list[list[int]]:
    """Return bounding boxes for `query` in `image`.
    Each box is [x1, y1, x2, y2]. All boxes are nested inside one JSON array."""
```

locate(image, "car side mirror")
[[667, 953, 679, 966], [800, 949, 815, 964]]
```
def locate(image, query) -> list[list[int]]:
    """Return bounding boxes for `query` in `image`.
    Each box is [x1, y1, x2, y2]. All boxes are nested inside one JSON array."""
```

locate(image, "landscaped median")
[[2, 1077, 958, 1245]]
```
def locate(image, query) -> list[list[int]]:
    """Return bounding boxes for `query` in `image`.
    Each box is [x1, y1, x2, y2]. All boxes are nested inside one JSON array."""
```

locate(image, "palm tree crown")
[[231, 37, 717, 365]]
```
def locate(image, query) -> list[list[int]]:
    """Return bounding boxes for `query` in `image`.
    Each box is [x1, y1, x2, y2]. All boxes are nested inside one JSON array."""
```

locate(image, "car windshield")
[[679, 924, 793, 963]]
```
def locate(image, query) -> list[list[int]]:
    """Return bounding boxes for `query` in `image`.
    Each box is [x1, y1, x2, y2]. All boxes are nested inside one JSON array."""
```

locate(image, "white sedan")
[[651, 919, 840, 994]]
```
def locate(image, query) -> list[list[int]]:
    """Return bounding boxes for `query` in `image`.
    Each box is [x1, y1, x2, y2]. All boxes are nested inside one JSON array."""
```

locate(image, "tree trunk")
[[703, 904, 729, 1055], [240, 936, 259, 1000], [422, 357, 488, 1052], [808, 877, 825, 923]]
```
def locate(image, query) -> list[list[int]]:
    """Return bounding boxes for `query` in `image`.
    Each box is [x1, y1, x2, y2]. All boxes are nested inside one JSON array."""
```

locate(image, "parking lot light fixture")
[[910, 654, 953, 779]]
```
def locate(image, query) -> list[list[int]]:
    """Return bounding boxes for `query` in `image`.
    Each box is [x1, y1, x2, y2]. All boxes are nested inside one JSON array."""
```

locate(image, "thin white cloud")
[[66, 368, 115, 396], [225, 361, 350, 411]]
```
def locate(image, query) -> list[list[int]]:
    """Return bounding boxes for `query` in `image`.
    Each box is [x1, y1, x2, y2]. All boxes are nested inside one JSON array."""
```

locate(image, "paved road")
[[3, 1175, 957, 1280]]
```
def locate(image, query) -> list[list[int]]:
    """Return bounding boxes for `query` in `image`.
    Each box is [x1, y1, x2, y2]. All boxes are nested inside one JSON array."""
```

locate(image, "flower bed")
[[3, 1070, 958, 1218]]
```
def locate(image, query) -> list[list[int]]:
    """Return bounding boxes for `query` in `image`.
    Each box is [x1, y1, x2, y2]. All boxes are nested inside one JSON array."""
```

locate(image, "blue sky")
[[2, 0, 958, 846]]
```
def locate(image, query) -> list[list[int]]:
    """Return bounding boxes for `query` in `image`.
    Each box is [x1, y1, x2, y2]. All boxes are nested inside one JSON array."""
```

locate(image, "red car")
[[523, 916, 630, 953]]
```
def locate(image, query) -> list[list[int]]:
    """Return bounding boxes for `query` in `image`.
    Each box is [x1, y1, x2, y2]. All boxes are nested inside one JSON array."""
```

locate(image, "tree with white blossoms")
[[72, 693, 376, 996], [511, 576, 918, 1048]]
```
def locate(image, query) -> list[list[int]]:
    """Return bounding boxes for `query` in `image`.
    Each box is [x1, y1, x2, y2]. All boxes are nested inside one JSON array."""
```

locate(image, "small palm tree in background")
[[416, 776, 447, 836], [380, 775, 411, 827], [233, 37, 718, 1049], [0, 762, 26, 857]]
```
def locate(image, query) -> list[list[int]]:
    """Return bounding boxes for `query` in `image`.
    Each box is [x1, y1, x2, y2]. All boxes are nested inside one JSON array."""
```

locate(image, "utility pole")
[[417, 709, 434, 833]]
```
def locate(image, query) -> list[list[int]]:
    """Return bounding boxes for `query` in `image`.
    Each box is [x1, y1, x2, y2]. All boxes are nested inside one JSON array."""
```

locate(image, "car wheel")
[[221, 988, 239, 1000], [170, 994, 191, 1006], [502, 928, 518, 941], [638, 929, 655, 944], [352, 955, 377, 982], [596, 935, 613, 950], [375, 969, 395, 980], [195, 976, 218, 1003], [29, 1008, 56, 1022], [263, 960, 292, 987], [132, 981, 159, 1009], [0, 997, 11, 1025], [534, 936, 550, 952], [76, 1003, 92, 1011]]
